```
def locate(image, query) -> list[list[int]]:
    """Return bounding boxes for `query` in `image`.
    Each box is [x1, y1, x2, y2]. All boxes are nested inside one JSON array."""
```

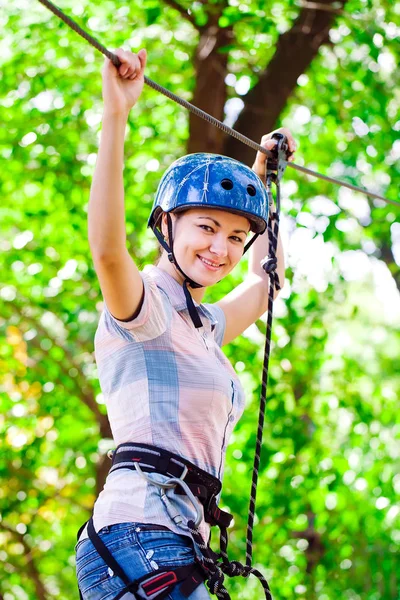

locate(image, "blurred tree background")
[[0, 0, 399, 598]]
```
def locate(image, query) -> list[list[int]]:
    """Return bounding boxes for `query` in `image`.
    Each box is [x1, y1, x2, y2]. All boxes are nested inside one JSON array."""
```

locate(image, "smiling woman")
[[157, 208, 251, 292], [153, 209, 247, 292], [77, 44, 295, 600]]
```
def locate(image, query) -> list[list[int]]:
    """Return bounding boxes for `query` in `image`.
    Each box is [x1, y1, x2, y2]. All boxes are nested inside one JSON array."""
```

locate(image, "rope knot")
[[209, 566, 225, 590], [221, 560, 250, 578], [261, 255, 277, 274]]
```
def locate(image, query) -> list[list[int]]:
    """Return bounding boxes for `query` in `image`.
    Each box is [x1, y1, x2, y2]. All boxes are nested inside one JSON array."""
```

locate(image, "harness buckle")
[[206, 495, 233, 528], [267, 132, 289, 182], [137, 570, 178, 599]]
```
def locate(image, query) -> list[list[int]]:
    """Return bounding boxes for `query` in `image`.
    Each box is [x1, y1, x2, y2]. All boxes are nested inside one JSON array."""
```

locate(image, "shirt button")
[[229, 415, 235, 422]]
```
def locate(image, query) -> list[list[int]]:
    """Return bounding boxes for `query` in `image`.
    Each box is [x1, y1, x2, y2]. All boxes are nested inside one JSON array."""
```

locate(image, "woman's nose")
[[209, 235, 228, 257]]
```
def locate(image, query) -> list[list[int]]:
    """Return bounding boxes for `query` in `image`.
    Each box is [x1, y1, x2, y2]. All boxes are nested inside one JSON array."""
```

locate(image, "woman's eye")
[[199, 225, 214, 232], [231, 236, 243, 243]]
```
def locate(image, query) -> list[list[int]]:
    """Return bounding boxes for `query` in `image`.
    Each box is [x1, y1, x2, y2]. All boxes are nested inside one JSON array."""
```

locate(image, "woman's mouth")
[[197, 255, 224, 271]]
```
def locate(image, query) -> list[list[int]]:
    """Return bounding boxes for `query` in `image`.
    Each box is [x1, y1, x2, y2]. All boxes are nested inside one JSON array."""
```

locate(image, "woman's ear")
[[160, 212, 168, 242], [160, 212, 178, 243]]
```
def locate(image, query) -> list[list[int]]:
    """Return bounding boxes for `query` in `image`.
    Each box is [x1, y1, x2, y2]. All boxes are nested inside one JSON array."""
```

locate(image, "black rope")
[[246, 180, 281, 567], [187, 520, 273, 600], [184, 139, 286, 600], [244, 134, 285, 581], [36, 0, 398, 207]]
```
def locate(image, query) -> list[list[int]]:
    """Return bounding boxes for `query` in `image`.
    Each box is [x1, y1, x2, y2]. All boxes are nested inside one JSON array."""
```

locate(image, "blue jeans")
[[75, 522, 211, 600]]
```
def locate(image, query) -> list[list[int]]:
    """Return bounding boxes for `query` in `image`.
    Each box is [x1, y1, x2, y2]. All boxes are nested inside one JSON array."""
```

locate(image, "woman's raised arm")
[[88, 48, 149, 321]]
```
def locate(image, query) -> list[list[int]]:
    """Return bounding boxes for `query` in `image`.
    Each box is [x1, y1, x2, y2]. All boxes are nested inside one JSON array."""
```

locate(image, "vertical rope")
[[245, 175, 281, 567]]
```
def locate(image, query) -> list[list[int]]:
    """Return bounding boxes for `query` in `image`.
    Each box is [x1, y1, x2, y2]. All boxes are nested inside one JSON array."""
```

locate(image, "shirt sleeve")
[[100, 272, 167, 343], [203, 303, 226, 347]]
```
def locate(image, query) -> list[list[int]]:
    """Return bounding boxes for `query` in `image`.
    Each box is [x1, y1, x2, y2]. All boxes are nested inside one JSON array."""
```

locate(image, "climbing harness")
[[78, 443, 273, 599], [36, 0, 397, 206]]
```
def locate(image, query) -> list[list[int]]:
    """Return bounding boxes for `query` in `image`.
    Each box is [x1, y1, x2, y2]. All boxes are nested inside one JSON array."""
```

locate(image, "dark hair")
[[155, 210, 185, 264]]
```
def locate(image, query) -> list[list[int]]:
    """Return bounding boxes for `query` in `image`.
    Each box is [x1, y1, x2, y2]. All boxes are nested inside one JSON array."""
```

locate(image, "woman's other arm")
[[217, 129, 295, 345]]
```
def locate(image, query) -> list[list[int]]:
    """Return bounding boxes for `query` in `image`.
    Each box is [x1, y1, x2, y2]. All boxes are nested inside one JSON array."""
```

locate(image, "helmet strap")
[[243, 232, 260, 255], [182, 279, 203, 329], [153, 213, 203, 329]]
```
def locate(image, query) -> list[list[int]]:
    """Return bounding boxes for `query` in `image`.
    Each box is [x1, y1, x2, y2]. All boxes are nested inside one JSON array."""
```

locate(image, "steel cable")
[[36, 0, 398, 207]]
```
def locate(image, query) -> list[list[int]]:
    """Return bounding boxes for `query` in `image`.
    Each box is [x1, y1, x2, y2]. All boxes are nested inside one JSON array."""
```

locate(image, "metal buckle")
[[137, 571, 178, 599]]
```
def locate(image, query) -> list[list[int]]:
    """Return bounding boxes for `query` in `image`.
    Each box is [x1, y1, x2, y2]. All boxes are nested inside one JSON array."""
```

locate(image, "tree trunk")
[[188, 16, 233, 154], [224, 0, 348, 165]]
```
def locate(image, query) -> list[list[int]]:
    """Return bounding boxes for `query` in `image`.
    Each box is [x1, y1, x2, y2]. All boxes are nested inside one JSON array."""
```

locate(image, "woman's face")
[[161, 208, 251, 286]]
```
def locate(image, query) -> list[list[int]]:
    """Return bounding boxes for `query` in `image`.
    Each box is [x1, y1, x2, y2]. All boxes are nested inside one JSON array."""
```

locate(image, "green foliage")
[[1, 0, 399, 599]]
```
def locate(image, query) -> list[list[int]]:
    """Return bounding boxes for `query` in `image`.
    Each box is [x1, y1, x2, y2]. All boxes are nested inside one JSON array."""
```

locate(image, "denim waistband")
[[97, 521, 172, 535]]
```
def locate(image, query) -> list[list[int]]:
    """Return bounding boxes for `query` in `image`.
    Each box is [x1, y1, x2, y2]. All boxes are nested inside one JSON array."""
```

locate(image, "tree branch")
[[379, 242, 400, 292], [299, 0, 346, 15], [1, 523, 49, 600], [162, 0, 198, 28], [6, 299, 111, 437], [188, 12, 234, 153], [224, 0, 349, 165]]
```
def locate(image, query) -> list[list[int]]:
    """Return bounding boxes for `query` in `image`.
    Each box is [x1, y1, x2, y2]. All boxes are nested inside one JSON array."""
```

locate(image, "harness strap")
[[87, 518, 133, 587], [110, 443, 222, 498], [207, 498, 232, 528], [110, 444, 234, 530]]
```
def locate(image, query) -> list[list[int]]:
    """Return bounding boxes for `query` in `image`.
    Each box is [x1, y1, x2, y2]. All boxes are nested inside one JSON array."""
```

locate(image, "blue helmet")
[[148, 153, 269, 234]]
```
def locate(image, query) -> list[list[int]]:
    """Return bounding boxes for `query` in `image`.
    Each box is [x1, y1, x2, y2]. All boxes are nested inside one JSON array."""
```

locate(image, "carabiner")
[[267, 133, 290, 182], [162, 477, 203, 529], [133, 462, 202, 527], [134, 461, 188, 489]]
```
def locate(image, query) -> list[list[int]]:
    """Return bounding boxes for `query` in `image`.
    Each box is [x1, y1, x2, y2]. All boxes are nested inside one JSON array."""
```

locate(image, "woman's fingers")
[[104, 48, 146, 80], [252, 128, 297, 178], [261, 129, 296, 154], [259, 129, 297, 162], [137, 48, 147, 70], [117, 50, 139, 79], [253, 138, 275, 174]]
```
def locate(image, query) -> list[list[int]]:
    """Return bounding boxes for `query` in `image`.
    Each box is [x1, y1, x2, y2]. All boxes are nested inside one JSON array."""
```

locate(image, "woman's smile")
[[197, 255, 225, 271]]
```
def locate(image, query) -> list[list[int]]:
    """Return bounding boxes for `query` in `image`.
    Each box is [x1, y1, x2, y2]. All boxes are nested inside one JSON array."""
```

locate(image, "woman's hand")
[[252, 127, 296, 184], [101, 48, 147, 117]]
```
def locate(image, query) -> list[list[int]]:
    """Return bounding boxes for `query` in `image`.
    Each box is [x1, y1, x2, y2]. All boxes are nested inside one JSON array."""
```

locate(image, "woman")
[[75, 47, 295, 599]]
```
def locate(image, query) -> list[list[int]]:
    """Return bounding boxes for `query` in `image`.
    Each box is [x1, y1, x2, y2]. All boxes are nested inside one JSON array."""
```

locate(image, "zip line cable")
[[36, 0, 398, 207]]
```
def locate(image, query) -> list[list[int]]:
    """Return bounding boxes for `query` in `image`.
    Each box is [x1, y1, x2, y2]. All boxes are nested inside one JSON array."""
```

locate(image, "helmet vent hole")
[[247, 185, 256, 196], [221, 179, 233, 190]]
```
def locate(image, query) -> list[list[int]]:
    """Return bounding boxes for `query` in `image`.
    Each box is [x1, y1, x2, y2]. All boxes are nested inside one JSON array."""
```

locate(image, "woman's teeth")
[[198, 256, 222, 268]]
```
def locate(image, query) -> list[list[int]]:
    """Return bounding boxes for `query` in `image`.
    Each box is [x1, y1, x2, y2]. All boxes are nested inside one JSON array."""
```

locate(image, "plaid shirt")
[[83, 265, 245, 543]]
